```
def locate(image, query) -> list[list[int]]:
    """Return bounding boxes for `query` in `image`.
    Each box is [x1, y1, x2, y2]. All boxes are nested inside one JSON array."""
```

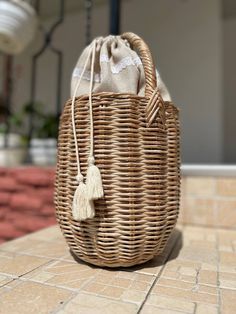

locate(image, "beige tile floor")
[[0, 224, 235, 314]]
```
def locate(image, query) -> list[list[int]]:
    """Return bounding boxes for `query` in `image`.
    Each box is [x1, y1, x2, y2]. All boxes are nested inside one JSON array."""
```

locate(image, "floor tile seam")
[[137, 227, 183, 313]]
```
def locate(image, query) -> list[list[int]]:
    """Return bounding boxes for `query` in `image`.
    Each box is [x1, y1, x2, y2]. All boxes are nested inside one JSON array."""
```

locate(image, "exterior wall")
[[11, 0, 222, 163], [0, 167, 55, 243], [223, 17, 236, 163], [122, 0, 223, 163]]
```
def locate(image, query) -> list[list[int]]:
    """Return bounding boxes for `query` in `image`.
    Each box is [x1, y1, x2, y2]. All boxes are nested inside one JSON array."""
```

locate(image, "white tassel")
[[72, 175, 95, 221], [86, 156, 104, 200]]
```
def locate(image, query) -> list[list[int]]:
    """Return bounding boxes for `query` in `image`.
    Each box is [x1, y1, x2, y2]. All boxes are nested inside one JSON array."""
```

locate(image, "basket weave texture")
[[55, 33, 181, 267]]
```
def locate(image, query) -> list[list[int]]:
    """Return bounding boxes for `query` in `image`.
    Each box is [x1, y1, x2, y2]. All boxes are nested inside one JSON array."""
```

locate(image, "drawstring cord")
[[71, 46, 91, 184], [71, 40, 104, 221], [86, 40, 104, 200]]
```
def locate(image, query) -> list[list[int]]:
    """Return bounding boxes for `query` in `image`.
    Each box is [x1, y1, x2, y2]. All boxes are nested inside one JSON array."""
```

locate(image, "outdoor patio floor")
[[0, 224, 235, 314]]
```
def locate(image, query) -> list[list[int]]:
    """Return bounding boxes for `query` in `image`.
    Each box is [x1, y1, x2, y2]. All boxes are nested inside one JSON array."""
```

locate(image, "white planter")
[[0, 0, 38, 54], [0, 133, 27, 166], [30, 138, 57, 165]]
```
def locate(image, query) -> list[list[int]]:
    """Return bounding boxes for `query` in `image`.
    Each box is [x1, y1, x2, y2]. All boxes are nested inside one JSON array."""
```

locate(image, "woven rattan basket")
[[55, 32, 180, 268]]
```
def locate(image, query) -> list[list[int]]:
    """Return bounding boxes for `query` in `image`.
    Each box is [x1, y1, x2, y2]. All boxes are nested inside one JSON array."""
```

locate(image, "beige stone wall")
[[180, 176, 236, 229]]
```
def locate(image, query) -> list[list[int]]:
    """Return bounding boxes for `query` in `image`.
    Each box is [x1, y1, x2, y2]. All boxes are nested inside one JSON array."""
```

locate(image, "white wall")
[[121, 0, 223, 163], [223, 17, 236, 163], [11, 0, 223, 163]]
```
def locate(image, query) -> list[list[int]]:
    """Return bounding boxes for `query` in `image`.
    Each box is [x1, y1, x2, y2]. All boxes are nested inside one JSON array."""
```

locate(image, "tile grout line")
[[193, 302, 197, 314], [0, 259, 54, 292], [137, 230, 182, 314], [52, 290, 145, 314], [0, 278, 17, 290], [216, 229, 222, 314], [0, 225, 61, 245], [51, 291, 77, 314], [0, 250, 70, 261], [18, 259, 54, 279], [178, 222, 236, 231]]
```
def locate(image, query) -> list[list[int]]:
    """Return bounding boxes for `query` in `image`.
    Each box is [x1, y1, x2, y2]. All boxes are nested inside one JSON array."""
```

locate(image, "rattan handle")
[[121, 32, 157, 98]]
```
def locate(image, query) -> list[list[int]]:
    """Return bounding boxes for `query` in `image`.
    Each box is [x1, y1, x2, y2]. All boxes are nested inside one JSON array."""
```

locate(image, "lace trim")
[[72, 55, 143, 81], [100, 54, 142, 74], [72, 67, 101, 83]]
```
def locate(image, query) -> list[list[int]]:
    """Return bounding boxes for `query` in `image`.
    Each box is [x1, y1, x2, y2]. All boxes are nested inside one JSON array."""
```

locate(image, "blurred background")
[[0, 0, 235, 165], [0, 0, 236, 243]]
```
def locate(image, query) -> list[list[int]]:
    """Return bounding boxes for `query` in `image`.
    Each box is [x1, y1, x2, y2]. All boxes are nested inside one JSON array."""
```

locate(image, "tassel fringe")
[[86, 160, 104, 200], [72, 181, 95, 221], [71, 42, 103, 221]]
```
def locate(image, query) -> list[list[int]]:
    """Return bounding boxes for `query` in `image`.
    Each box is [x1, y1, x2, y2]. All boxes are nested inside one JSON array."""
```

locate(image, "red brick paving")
[[0, 167, 56, 242]]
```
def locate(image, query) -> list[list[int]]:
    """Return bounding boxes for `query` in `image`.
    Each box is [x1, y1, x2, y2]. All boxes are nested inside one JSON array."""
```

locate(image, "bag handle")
[[121, 32, 165, 127], [121, 32, 157, 98]]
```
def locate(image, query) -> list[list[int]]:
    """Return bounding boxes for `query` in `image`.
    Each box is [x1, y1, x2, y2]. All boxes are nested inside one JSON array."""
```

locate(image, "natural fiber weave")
[[55, 33, 180, 267]]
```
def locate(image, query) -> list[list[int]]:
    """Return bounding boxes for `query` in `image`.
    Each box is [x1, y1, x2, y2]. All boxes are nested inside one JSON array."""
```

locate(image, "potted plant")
[[0, 104, 27, 166], [22, 103, 58, 165]]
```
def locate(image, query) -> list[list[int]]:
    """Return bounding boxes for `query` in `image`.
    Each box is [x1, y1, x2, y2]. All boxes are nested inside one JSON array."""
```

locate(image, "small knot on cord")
[[76, 173, 84, 183], [88, 156, 95, 165]]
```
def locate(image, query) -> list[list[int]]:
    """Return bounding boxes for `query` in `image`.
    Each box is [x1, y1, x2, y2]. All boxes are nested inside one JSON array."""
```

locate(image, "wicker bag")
[[55, 32, 181, 267]]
